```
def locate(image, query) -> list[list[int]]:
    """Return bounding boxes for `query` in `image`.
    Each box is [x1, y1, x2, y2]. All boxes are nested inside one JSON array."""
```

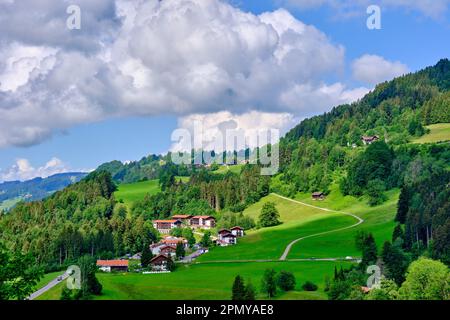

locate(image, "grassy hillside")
[[212, 164, 243, 175], [0, 197, 22, 211], [197, 194, 357, 261], [412, 123, 450, 143], [114, 179, 160, 208], [37, 260, 352, 300], [287, 186, 398, 259]]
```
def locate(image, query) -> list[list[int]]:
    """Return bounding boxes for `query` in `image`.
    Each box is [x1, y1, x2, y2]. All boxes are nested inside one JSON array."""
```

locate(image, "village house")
[[217, 229, 237, 246], [190, 215, 216, 229], [361, 135, 380, 145], [96, 260, 129, 272], [149, 254, 171, 272], [161, 236, 189, 249], [159, 245, 177, 257], [153, 219, 182, 234], [231, 226, 244, 237], [312, 192, 325, 201], [171, 215, 192, 225], [151, 236, 188, 255]]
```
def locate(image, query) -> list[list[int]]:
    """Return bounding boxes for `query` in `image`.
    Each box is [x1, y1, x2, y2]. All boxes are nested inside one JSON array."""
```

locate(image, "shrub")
[[302, 281, 318, 291]]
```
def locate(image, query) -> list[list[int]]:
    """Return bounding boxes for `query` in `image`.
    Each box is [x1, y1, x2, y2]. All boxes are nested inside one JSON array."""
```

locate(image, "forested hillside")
[[0, 171, 158, 271], [276, 59, 450, 196]]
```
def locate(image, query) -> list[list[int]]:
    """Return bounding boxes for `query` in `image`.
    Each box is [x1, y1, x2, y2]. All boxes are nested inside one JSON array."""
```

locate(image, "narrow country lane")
[[271, 193, 364, 260]]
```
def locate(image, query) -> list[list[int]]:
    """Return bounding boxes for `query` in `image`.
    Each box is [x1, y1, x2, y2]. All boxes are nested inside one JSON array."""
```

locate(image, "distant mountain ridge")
[[0, 172, 88, 210]]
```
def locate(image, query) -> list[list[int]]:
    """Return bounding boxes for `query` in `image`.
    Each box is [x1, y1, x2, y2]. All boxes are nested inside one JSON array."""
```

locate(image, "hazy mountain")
[[0, 172, 87, 210]]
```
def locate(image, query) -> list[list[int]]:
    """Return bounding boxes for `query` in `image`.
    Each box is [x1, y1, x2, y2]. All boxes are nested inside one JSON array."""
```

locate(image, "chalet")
[[149, 254, 171, 272], [160, 236, 189, 249], [312, 192, 325, 201], [190, 216, 216, 229], [361, 135, 379, 145], [159, 245, 177, 257], [217, 229, 237, 246], [230, 226, 244, 237], [171, 215, 192, 225], [153, 219, 182, 234], [96, 260, 129, 272]]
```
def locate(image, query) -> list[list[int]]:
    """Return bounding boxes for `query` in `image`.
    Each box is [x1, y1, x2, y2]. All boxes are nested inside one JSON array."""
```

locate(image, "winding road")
[[271, 193, 364, 260], [27, 272, 68, 300]]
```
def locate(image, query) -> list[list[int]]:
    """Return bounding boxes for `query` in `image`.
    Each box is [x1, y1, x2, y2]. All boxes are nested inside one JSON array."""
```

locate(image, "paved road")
[[272, 193, 364, 260], [193, 257, 360, 265], [27, 272, 69, 300]]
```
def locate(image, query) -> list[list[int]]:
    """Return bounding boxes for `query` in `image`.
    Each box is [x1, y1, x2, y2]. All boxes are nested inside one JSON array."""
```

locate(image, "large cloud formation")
[[0, 0, 370, 149]]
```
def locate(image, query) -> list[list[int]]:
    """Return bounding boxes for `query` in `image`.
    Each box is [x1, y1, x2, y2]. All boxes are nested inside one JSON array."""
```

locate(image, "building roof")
[[153, 219, 181, 223], [192, 215, 215, 220], [160, 245, 176, 251], [231, 226, 243, 230], [96, 260, 129, 267], [361, 135, 379, 141], [218, 229, 231, 234], [172, 215, 192, 219], [150, 254, 170, 263], [312, 192, 324, 196], [161, 238, 187, 245], [222, 233, 236, 238]]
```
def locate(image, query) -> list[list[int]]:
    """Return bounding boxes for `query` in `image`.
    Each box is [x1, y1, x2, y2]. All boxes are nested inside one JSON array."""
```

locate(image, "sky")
[[0, 0, 449, 182]]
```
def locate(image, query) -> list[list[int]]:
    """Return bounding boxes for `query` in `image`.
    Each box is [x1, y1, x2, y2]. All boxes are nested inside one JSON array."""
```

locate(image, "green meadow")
[[197, 193, 357, 261], [212, 164, 244, 175], [412, 123, 450, 144], [0, 197, 22, 211], [114, 179, 160, 208], [287, 186, 398, 259], [38, 261, 352, 300]]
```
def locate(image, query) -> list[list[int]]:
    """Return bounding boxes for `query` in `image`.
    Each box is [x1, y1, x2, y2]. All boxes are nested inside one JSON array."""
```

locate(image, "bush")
[[302, 281, 318, 291], [276, 271, 296, 291]]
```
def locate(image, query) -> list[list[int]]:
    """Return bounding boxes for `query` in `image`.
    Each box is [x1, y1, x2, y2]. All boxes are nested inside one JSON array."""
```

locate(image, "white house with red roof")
[[190, 215, 216, 229], [96, 259, 129, 272], [231, 226, 244, 237], [153, 219, 182, 234]]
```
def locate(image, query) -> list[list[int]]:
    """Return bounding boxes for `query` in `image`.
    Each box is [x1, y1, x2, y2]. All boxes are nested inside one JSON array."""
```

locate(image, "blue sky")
[[0, 0, 449, 181]]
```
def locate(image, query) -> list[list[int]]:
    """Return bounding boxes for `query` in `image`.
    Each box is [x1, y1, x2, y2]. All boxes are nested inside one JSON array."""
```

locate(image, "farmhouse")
[[161, 236, 189, 248], [160, 245, 177, 257], [153, 219, 182, 234], [96, 259, 129, 272], [361, 135, 379, 145], [172, 215, 192, 225], [149, 254, 171, 271], [312, 192, 325, 200], [231, 226, 244, 237], [190, 215, 216, 229], [217, 229, 237, 246]]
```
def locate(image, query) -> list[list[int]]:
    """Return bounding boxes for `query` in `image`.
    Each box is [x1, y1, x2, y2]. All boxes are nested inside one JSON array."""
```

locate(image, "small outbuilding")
[[96, 260, 129, 272], [312, 192, 325, 200]]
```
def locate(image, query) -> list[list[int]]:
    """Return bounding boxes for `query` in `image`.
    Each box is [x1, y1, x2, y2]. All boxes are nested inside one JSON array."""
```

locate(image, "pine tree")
[[361, 233, 378, 269], [396, 186, 410, 223], [141, 242, 153, 268], [392, 224, 404, 243], [175, 242, 185, 259], [244, 279, 256, 300], [231, 275, 246, 300]]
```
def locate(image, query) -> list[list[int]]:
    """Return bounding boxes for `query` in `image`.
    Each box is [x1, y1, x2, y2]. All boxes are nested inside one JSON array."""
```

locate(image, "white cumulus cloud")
[[0, 0, 374, 149], [0, 157, 71, 182], [352, 54, 409, 85]]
